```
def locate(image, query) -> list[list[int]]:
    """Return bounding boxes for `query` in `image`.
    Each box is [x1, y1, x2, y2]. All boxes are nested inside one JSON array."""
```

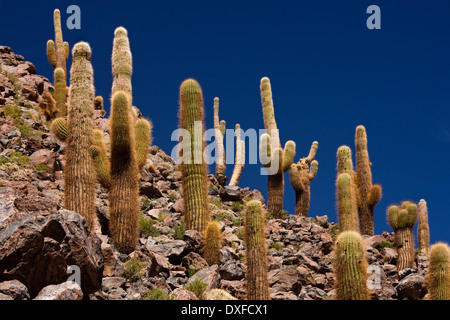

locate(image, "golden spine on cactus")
[[90, 129, 111, 189], [229, 124, 245, 187], [355, 125, 382, 236], [244, 200, 270, 300], [112, 26, 133, 101], [204, 221, 221, 266], [288, 141, 318, 217], [334, 231, 369, 300], [39, 92, 58, 120], [109, 91, 140, 254], [50, 117, 68, 142], [135, 118, 152, 169], [259, 77, 295, 218], [179, 79, 210, 232], [418, 199, 430, 255], [54, 67, 67, 118], [426, 242, 450, 300], [213, 97, 227, 186], [64, 42, 96, 231], [387, 201, 418, 271], [336, 172, 359, 233]]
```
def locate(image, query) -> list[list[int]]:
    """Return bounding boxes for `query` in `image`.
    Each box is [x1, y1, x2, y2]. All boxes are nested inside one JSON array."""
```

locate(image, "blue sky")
[[1, 0, 449, 245]]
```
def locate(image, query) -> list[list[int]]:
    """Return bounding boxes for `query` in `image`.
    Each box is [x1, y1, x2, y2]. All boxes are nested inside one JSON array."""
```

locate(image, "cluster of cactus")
[[178, 79, 210, 232], [204, 221, 221, 265], [288, 141, 319, 216], [259, 77, 296, 218], [426, 242, 450, 300], [213, 98, 245, 187], [244, 200, 270, 300], [387, 201, 418, 271], [333, 231, 369, 300]]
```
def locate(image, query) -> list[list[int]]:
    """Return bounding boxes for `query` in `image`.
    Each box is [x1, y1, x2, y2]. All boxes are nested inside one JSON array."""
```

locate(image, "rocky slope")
[[0, 46, 429, 300]]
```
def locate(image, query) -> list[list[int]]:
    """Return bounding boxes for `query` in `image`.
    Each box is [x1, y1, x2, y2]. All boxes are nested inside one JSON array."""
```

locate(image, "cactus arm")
[[308, 160, 318, 180], [46, 40, 56, 68], [281, 140, 295, 172]]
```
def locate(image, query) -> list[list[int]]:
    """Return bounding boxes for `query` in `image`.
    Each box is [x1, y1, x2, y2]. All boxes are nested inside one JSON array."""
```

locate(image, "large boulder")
[[0, 209, 104, 298]]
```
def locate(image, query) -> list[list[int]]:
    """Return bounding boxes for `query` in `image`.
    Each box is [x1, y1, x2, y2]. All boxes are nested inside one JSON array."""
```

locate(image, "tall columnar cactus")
[[426, 243, 450, 300], [244, 200, 270, 300], [112, 26, 132, 100], [336, 173, 359, 233], [334, 231, 369, 300], [109, 91, 140, 253], [179, 79, 210, 232], [387, 201, 418, 271], [288, 141, 318, 216], [259, 77, 295, 218], [204, 221, 221, 265], [64, 42, 96, 231], [135, 118, 153, 169], [213, 97, 227, 186], [355, 125, 382, 236], [90, 129, 111, 189], [418, 199, 430, 255], [39, 92, 58, 120], [46, 9, 69, 118], [229, 124, 245, 187]]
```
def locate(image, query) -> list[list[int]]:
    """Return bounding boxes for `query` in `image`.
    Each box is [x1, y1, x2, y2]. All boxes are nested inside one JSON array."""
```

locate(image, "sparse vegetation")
[[123, 257, 147, 282], [185, 279, 208, 299], [143, 288, 173, 300], [138, 215, 159, 237]]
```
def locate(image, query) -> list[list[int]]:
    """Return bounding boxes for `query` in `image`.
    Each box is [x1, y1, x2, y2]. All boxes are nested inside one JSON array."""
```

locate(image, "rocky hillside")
[[0, 46, 429, 300]]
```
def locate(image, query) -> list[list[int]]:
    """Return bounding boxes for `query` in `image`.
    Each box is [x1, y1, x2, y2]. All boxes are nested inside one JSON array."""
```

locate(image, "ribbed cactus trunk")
[[91, 129, 111, 190], [229, 124, 245, 187], [418, 199, 430, 255], [112, 27, 132, 101], [64, 42, 96, 231], [355, 125, 381, 236], [244, 200, 270, 300], [109, 91, 139, 254], [213, 97, 227, 187], [135, 118, 152, 169], [334, 231, 369, 300], [427, 243, 450, 300], [336, 173, 359, 233], [388, 202, 418, 271], [179, 79, 210, 232], [259, 77, 295, 218], [204, 221, 221, 266], [289, 141, 318, 217]]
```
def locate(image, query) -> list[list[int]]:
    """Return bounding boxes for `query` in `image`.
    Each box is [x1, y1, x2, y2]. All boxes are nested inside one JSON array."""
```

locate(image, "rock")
[[181, 252, 209, 270], [187, 265, 220, 291], [140, 182, 163, 198], [34, 281, 83, 300], [204, 289, 237, 300], [268, 266, 302, 295], [381, 247, 398, 264], [29, 149, 58, 173], [171, 288, 199, 300], [183, 230, 204, 254], [0, 280, 30, 300], [219, 260, 246, 280], [0, 209, 103, 297], [220, 280, 246, 300], [101, 277, 126, 292], [396, 273, 427, 300], [219, 186, 242, 201], [0, 293, 14, 300]]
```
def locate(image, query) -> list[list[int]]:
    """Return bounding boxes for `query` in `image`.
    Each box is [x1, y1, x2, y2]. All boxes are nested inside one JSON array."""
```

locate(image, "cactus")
[[418, 199, 430, 255], [112, 26, 133, 101], [50, 117, 68, 142], [94, 96, 104, 110], [135, 118, 153, 169], [426, 242, 450, 300], [229, 124, 245, 187], [334, 231, 369, 300], [179, 79, 210, 232], [90, 129, 111, 189], [64, 42, 96, 231], [387, 201, 418, 270], [355, 125, 382, 236], [288, 141, 318, 216], [46, 9, 69, 119], [336, 173, 359, 233], [244, 200, 270, 300], [204, 221, 221, 265], [109, 91, 140, 253], [259, 77, 295, 218], [38, 92, 58, 120], [213, 97, 227, 186]]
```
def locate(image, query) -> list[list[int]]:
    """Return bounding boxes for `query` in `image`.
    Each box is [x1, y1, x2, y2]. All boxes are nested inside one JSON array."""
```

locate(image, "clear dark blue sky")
[[1, 0, 449, 246]]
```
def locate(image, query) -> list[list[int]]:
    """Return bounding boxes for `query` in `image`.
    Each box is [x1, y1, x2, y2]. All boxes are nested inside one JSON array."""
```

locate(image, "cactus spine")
[[229, 124, 245, 187], [91, 129, 111, 189], [418, 199, 430, 255], [387, 201, 418, 270], [244, 200, 270, 300], [213, 97, 227, 186], [259, 77, 295, 218], [179, 79, 210, 232], [46, 9, 69, 118], [288, 141, 318, 216], [39, 92, 58, 121], [135, 118, 153, 169], [334, 231, 369, 300], [204, 221, 221, 265], [112, 27, 132, 100], [355, 125, 382, 236], [336, 146, 359, 233], [64, 42, 96, 231], [426, 243, 450, 300]]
